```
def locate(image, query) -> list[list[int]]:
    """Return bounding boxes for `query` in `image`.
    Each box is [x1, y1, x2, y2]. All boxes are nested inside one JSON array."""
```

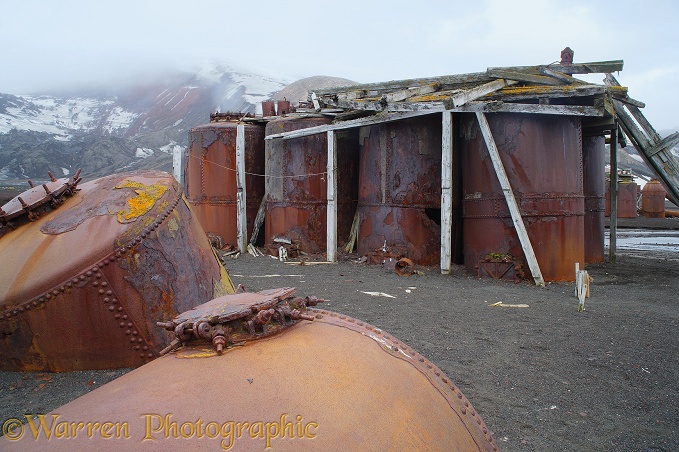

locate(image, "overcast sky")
[[1, 0, 677, 130]]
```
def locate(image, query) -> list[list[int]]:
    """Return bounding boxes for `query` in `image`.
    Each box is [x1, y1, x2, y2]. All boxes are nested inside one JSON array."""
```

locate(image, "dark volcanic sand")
[[1, 239, 677, 451]]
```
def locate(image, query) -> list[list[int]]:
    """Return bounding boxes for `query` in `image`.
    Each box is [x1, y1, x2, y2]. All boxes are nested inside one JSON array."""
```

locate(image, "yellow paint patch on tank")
[[114, 181, 168, 223], [167, 218, 179, 238]]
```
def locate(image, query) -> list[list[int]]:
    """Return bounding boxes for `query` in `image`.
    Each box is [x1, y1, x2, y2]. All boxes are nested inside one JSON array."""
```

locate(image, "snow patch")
[[135, 147, 155, 158], [61, 167, 70, 176], [159, 141, 184, 155]]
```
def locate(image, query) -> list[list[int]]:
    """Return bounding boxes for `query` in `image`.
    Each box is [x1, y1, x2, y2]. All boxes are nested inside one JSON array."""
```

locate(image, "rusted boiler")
[[0, 170, 234, 372], [640, 179, 666, 218], [187, 117, 266, 246], [357, 116, 444, 266], [265, 117, 359, 253], [1, 288, 497, 451], [582, 135, 606, 263], [461, 113, 585, 282]]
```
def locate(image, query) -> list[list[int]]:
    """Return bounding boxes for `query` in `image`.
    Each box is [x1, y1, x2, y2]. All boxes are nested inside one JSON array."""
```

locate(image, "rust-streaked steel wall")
[[582, 135, 605, 263], [265, 117, 359, 253], [356, 116, 443, 266], [1, 305, 497, 451], [461, 113, 584, 282], [640, 179, 666, 218], [0, 171, 235, 371], [187, 122, 266, 246], [605, 182, 638, 218]]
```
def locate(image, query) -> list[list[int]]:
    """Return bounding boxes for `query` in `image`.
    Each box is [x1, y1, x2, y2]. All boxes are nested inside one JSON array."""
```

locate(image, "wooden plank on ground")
[[475, 112, 545, 287]]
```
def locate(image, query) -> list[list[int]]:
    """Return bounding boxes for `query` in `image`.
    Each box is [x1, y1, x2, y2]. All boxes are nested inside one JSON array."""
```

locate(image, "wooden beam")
[[537, 67, 588, 85], [647, 132, 679, 157], [609, 123, 618, 263], [265, 111, 434, 140], [326, 130, 338, 262], [475, 112, 545, 287], [487, 69, 562, 86], [488, 60, 624, 75], [440, 111, 453, 274], [383, 83, 441, 102], [452, 79, 518, 107], [486, 84, 609, 102], [236, 124, 248, 253]]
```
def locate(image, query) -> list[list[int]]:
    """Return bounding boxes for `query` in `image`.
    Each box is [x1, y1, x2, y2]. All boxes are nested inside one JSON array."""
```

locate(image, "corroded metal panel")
[[187, 122, 266, 246], [1, 289, 497, 451], [356, 116, 443, 266], [583, 135, 606, 263], [461, 113, 585, 282], [0, 171, 235, 371], [265, 117, 359, 253], [605, 182, 639, 218]]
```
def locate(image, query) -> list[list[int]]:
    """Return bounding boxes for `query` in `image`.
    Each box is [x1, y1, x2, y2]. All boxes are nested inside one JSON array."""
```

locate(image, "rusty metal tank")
[[582, 135, 606, 263], [605, 180, 638, 218], [357, 116, 443, 266], [265, 116, 359, 254], [461, 113, 584, 282], [187, 118, 266, 247], [0, 170, 235, 372], [1, 288, 498, 451], [640, 179, 666, 218]]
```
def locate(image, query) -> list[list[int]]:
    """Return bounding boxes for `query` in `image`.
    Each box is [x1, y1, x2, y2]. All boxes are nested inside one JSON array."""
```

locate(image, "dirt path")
[[1, 247, 677, 451]]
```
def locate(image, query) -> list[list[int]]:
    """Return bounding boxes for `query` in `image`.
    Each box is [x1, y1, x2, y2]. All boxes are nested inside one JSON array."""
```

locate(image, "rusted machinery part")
[[157, 288, 324, 355], [0, 169, 82, 236], [0, 170, 234, 371], [2, 303, 497, 451], [394, 257, 415, 276]]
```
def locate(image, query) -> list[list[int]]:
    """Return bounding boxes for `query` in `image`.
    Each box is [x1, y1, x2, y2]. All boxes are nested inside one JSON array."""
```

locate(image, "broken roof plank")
[[486, 84, 612, 102], [383, 83, 441, 102], [538, 67, 588, 85], [487, 69, 563, 86], [488, 60, 623, 75], [452, 79, 519, 107], [313, 72, 492, 97], [456, 102, 604, 116], [264, 111, 435, 140]]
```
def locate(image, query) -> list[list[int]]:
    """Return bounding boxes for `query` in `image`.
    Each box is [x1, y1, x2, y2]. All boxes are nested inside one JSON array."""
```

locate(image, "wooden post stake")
[[327, 130, 338, 262], [609, 123, 618, 263], [236, 124, 247, 253], [476, 112, 545, 287], [441, 111, 454, 274]]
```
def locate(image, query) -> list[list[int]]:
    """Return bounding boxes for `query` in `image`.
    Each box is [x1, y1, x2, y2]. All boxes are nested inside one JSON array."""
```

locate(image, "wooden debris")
[[488, 302, 529, 308]]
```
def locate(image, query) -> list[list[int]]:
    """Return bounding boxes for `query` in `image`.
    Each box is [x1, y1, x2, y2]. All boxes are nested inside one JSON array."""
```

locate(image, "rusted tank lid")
[[157, 287, 323, 355], [0, 170, 180, 308]]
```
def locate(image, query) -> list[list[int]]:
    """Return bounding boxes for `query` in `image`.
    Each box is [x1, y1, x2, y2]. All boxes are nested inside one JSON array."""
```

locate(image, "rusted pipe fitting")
[[395, 257, 415, 276]]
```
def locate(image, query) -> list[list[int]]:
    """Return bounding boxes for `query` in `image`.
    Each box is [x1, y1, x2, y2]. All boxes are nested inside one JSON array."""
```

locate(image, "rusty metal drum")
[[0, 170, 235, 372], [265, 117, 359, 254], [461, 113, 585, 282], [187, 120, 266, 247], [640, 179, 666, 218], [1, 288, 498, 451], [582, 135, 606, 263], [605, 181, 638, 218], [357, 116, 443, 266]]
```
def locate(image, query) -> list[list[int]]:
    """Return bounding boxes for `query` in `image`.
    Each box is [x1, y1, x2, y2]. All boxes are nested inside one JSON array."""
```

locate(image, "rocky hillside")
[[0, 63, 290, 181]]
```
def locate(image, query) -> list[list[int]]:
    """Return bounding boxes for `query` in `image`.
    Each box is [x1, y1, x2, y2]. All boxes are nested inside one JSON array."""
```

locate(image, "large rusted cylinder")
[[582, 135, 606, 263], [461, 113, 584, 282], [1, 291, 497, 451], [357, 116, 443, 266], [605, 182, 638, 217], [187, 121, 266, 246], [0, 171, 235, 371], [265, 117, 359, 253], [640, 179, 666, 218]]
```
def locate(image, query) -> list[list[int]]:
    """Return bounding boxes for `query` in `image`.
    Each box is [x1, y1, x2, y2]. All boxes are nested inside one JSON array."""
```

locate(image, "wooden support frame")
[[326, 130, 338, 262], [440, 111, 453, 274], [475, 112, 545, 287], [609, 124, 618, 263], [235, 124, 247, 253]]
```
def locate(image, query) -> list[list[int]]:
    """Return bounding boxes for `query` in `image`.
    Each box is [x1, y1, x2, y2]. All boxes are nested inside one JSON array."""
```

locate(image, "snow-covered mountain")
[[0, 63, 289, 180]]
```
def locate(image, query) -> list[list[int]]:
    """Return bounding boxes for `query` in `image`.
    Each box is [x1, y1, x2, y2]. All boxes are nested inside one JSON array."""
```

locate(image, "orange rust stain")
[[114, 181, 168, 223]]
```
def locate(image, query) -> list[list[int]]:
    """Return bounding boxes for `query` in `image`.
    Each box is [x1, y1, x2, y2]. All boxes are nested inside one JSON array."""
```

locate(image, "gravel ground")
[[1, 226, 677, 451]]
